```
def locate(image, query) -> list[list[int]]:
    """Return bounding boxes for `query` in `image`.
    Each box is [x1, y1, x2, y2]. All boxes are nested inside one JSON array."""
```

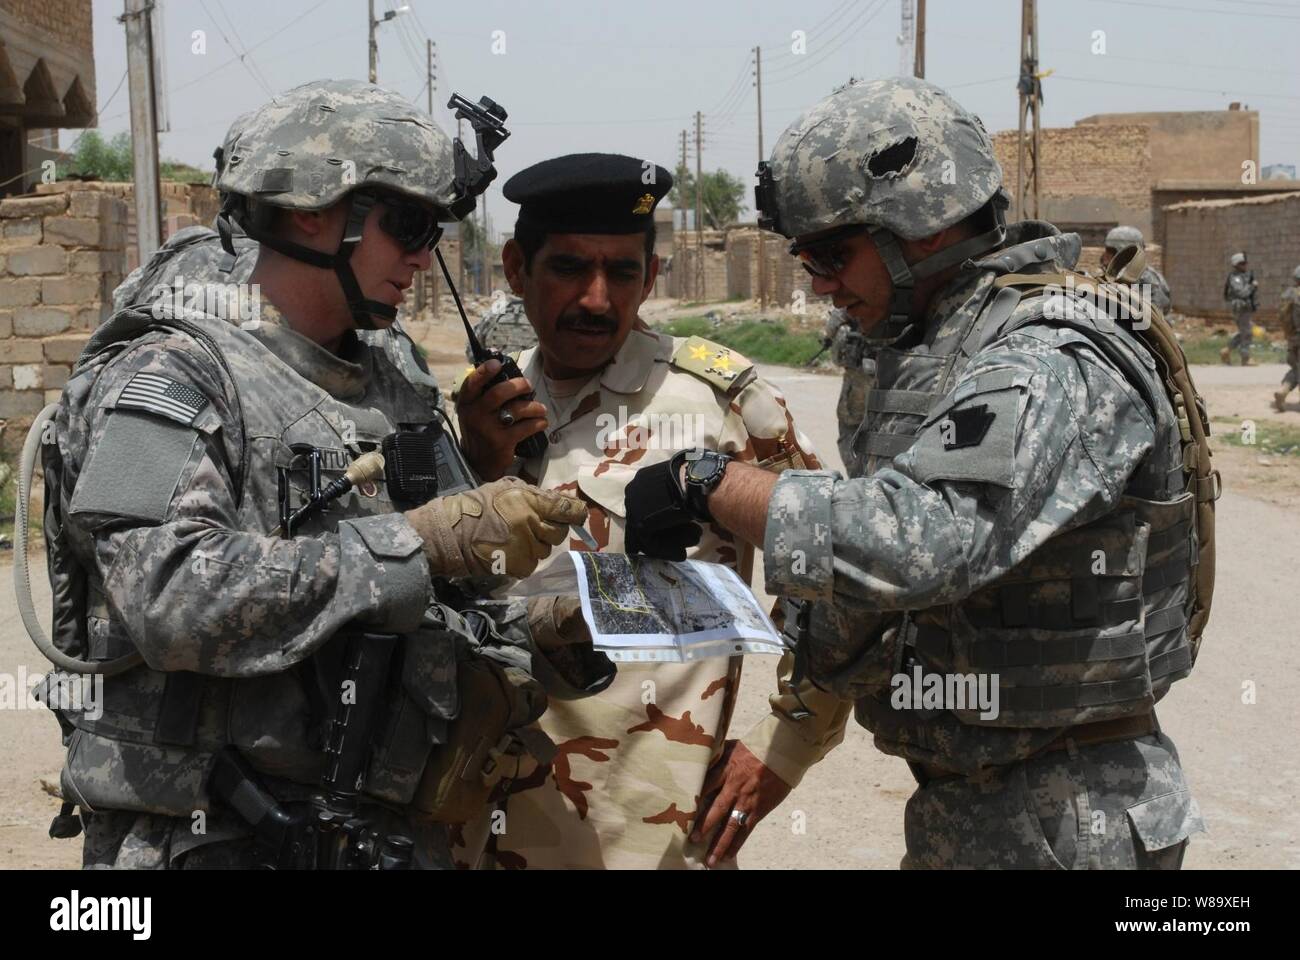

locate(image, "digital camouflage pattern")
[[49, 279, 592, 869], [113, 225, 447, 413], [767, 221, 1205, 868], [1225, 268, 1258, 362], [764, 76, 1002, 240], [465, 295, 538, 362], [824, 308, 874, 473], [216, 78, 459, 215], [1140, 264, 1172, 315], [1279, 281, 1300, 396], [452, 328, 851, 869]]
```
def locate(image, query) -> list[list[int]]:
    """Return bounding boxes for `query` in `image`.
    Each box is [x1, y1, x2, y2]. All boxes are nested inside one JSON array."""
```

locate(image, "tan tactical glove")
[[526, 595, 591, 650], [405, 477, 587, 579], [525, 595, 616, 699]]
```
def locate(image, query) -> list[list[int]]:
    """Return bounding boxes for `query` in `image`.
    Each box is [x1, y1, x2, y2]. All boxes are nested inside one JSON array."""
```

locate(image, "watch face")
[[686, 453, 724, 485]]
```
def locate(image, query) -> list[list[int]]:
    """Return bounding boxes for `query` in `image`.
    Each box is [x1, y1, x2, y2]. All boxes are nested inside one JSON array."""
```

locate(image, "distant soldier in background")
[[1223, 252, 1259, 365], [1101, 225, 1171, 314], [820, 307, 874, 474], [465, 294, 539, 362], [1274, 265, 1300, 412]]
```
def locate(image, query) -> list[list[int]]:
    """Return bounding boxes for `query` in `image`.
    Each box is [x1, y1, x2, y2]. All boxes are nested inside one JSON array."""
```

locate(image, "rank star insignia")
[[711, 353, 733, 371], [632, 193, 655, 215], [689, 344, 710, 360]]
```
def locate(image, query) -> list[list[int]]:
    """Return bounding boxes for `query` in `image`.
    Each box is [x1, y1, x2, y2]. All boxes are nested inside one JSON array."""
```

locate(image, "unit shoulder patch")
[[670, 336, 754, 394]]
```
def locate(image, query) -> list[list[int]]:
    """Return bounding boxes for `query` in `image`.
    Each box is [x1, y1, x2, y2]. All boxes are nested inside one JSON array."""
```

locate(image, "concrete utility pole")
[[1015, 0, 1042, 221], [420, 38, 437, 315], [122, 0, 161, 263], [899, 0, 914, 78], [679, 128, 688, 227], [480, 194, 489, 295], [368, 2, 408, 83], [368, 0, 378, 83], [694, 111, 704, 301], [915, 0, 926, 78], [754, 46, 766, 311]]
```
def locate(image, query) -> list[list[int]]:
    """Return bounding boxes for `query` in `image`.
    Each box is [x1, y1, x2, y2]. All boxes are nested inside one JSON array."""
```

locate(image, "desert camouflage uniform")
[[1225, 269, 1258, 362], [465, 295, 538, 362], [453, 327, 850, 869], [759, 77, 1205, 869]]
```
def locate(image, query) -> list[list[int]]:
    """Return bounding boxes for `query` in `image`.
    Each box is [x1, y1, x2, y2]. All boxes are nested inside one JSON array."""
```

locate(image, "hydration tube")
[[13, 404, 141, 676]]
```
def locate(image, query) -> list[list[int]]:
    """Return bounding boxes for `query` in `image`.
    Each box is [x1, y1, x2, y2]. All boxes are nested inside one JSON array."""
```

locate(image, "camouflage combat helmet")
[[215, 79, 508, 328], [756, 76, 1009, 335], [1105, 225, 1144, 251]]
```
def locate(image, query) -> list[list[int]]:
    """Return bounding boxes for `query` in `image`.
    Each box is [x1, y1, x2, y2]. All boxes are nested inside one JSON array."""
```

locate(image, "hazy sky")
[[86, 0, 1300, 233]]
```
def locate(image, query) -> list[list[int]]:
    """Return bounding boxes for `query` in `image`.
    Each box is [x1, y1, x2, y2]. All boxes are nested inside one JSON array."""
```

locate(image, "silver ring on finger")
[[498, 407, 516, 427], [729, 809, 750, 828]]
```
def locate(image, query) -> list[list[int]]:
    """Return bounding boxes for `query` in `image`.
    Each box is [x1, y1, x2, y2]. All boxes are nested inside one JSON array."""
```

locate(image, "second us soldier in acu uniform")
[[37, 80, 601, 869], [626, 78, 1212, 869], [1101, 225, 1170, 315], [1223, 252, 1258, 365], [1273, 266, 1300, 412], [453, 154, 850, 869]]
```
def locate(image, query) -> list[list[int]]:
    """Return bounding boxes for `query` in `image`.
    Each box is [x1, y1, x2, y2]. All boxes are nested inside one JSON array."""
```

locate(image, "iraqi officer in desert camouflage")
[[453, 153, 851, 869]]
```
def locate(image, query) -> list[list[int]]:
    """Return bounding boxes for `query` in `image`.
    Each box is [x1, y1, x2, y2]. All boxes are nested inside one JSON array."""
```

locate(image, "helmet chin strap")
[[863, 199, 1008, 344], [219, 193, 397, 330]]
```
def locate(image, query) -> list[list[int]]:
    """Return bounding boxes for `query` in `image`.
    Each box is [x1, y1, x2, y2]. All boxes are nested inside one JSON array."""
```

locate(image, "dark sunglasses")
[[369, 193, 444, 252], [789, 224, 870, 279]]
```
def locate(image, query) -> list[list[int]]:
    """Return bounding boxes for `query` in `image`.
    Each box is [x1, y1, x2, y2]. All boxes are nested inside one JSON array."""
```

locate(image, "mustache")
[[557, 312, 618, 331]]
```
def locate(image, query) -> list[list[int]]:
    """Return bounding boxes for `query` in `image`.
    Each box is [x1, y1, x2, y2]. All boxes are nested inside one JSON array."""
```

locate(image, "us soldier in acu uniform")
[[35, 80, 602, 869], [1222, 252, 1258, 365], [1101, 225, 1171, 315], [626, 78, 1213, 869], [1273, 266, 1300, 412], [452, 154, 850, 869]]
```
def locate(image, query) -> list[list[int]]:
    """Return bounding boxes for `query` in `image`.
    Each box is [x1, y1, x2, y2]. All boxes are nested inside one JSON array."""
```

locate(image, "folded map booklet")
[[511, 553, 788, 663]]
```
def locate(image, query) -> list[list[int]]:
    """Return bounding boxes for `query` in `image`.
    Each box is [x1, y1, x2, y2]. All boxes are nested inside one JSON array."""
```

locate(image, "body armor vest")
[[49, 308, 458, 817], [842, 227, 1199, 770]]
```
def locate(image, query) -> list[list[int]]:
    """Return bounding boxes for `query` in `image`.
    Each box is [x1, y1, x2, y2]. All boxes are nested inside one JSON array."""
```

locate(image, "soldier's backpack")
[[988, 244, 1219, 665]]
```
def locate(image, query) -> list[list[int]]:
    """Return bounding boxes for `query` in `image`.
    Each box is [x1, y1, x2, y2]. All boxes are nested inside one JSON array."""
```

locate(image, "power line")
[[214, 0, 277, 94], [764, 0, 890, 85], [1051, 73, 1300, 103], [195, 0, 273, 97], [1091, 0, 1300, 20]]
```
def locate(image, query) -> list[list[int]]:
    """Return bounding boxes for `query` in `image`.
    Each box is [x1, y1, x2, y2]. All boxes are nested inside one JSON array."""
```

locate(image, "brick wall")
[[1077, 110, 1257, 185], [0, 0, 93, 56], [0, 189, 126, 454], [1162, 192, 1300, 323], [36, 181, 219, 271], [670, 230, 728, 301], [992, 124, 1151, 234]]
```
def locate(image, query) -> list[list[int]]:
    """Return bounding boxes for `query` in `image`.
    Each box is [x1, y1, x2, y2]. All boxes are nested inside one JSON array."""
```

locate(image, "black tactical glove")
[[623, 457, 703, 560]]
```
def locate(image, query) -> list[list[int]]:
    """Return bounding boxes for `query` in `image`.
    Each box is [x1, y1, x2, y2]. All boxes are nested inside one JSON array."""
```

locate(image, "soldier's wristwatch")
[[671, 448, 733, 523]]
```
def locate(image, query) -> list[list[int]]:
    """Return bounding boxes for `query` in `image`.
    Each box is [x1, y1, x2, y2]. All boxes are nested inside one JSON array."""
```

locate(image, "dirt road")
[[2, 360, 1296, 869]]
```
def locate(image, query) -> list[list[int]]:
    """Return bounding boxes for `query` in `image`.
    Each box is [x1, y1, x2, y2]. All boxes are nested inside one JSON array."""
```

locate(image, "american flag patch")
[[117, 372, 209, 426]]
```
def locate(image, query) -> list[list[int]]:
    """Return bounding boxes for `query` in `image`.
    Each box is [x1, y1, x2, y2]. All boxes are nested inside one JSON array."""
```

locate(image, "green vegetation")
[[1178, 327, 1287, 366], [668, 167, 748, 228], [1211, 417, 1300, 457], [658, 316, 823, 366], [59, 129, 212, 184]]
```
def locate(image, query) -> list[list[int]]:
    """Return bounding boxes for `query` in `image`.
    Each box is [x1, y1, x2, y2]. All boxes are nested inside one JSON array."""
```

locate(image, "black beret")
[[503, 153, 673, 235]]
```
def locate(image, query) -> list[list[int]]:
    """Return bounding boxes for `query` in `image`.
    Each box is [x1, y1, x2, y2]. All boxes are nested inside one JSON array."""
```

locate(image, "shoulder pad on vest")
[[670, 336, 754, 394]]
